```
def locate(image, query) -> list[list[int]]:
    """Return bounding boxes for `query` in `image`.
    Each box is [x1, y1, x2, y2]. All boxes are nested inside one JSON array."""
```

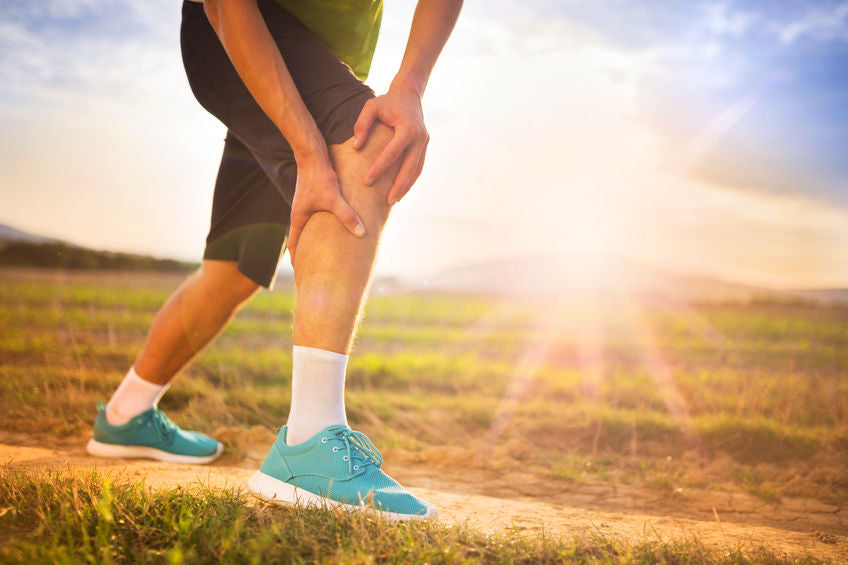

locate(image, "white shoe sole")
[[247, 470, 438, 522], [86, 438, 223, 465]]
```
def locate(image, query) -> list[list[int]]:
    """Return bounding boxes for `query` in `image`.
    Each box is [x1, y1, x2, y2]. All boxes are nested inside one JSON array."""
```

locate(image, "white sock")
[[105, 366, 170, 426], [285, 345, 349, 446]]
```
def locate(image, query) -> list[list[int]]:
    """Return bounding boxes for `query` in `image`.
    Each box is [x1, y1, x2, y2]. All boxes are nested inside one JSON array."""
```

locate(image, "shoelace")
[[323, 428, 383, 474], [150, 410, 177, 443]]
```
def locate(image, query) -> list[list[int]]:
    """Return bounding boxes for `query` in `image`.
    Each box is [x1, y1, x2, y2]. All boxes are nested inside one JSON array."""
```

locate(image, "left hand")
[[352, 84, 429, 205]]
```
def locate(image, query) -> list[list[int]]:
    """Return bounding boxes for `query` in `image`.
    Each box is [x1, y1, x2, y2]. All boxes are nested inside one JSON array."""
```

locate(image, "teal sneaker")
[[86, 402, 223, 464], [248, 425, 437, 521]]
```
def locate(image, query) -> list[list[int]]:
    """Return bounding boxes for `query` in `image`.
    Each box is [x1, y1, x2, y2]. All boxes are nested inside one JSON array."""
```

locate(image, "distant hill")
[[0, 224, 67, 245], [785, 288, 848, 305], [409, 253, 848, 305], [0, 224, 196, 273], [2, 224, 845, 303]]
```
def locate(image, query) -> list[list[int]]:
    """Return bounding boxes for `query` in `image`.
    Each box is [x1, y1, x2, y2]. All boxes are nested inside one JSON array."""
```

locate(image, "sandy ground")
[[1, 433, 846, 563]]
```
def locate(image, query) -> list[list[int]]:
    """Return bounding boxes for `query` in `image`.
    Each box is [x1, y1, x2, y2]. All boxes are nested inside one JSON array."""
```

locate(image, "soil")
[[1, 431, 846, 562]]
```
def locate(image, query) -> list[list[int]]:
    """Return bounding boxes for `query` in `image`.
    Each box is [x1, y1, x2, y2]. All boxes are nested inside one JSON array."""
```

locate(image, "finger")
[[397, 163, 423, 203], [332, 195, 366, 238], [400, 150, 426, 202], [410, 142, 428, 196], [352, 101, 377, 150], [388, 143, 426, 205], [365, 130, 413, 185], [386, 147, 417, 205]]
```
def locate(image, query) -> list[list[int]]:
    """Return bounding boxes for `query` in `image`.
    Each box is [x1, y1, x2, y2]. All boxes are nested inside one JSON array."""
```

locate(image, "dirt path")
[[2, 439, 846, 563]]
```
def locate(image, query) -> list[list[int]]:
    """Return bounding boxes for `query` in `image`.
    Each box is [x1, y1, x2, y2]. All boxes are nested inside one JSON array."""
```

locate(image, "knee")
[[199, 260, 261, 305], [353, 122, 398, 193], [360, 121, 396, 157], [231, 277, 262, 304], [331, 121, 398, 227]]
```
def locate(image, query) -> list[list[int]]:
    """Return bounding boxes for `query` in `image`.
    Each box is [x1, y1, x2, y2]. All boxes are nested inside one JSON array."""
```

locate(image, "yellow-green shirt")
[[277, 0, 382, 81]]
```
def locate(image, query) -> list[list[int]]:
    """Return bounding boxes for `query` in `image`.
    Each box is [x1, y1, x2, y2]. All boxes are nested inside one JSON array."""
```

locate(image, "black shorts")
[[180, 0, 375, 289]]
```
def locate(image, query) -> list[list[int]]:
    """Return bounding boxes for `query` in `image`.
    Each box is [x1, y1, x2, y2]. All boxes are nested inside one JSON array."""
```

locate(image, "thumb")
[[352, 101, 377, 150], [333, 195, 366, 238]]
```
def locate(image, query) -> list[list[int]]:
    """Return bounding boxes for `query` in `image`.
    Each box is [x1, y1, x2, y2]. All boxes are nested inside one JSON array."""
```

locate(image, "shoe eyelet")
[[342, 455, 349, 461], [321, 438, 328, 443], [332, 447, 338, 452], [353, 465, 359, 470]]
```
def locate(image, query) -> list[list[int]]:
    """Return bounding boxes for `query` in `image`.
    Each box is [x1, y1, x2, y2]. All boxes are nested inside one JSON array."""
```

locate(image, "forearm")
[[391, 0, 463, 97], [203, 0, 327, 163]]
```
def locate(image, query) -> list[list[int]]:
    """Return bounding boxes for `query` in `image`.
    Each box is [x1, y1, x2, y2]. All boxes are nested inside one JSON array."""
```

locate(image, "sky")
[[1, 0, 847, 289]]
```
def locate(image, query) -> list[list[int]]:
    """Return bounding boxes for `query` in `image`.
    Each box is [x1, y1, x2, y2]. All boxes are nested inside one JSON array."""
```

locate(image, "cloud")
[[0, 0, 219, 263], [0, 0, 177, 106], [702, 2, 760, 37], [2, 0, 847, 286], [776, 1, 848, 44]]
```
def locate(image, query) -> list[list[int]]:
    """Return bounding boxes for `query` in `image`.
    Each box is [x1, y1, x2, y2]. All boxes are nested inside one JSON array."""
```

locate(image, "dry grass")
[[1, 268, 846, 562]]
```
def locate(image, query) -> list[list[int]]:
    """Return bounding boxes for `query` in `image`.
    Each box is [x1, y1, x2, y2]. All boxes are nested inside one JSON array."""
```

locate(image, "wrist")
[[273, 107, 329, 167], [294, 150, 332, 174], [390, 71, 426, 99], [291, 133, 331, 169]]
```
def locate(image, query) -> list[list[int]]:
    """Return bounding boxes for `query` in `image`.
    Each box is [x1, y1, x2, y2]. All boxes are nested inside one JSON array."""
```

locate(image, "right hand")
[[286, 156, 366, 263]]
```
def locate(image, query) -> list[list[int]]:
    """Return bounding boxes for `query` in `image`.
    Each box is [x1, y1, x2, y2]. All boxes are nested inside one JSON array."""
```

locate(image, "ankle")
[[285, 345, 349, 446], [105, 366, 170, 426]]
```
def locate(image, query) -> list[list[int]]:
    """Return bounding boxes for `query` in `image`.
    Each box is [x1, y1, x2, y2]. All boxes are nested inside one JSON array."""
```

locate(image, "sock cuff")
[[292, 345, 349, 365], [106, 366, 170, 424], [127, 366, 170, 395]]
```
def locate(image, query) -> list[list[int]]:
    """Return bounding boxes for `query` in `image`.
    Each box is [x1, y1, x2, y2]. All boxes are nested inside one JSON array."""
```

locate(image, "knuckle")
[[402, 124, 419, 138], [407, 122, 425, 138]]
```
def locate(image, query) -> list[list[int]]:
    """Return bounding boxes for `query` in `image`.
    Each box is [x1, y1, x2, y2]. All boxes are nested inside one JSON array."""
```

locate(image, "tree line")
[[0, 242, 196, 272]]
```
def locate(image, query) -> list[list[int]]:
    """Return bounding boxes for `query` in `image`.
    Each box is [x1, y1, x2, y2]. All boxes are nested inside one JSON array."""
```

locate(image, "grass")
[[1, 269, 846, 562], [733, 470, 783, 504], [0, 469, 823, 564]]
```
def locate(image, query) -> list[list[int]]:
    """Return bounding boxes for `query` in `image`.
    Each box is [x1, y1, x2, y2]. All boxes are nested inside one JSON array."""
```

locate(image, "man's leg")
[[283, 122, 398, 446], [249, 123, 437, 520], [103, 260, 260, 424], [292, 126, 396, 351], [133, 260, 261, 384], [88, 259, 260, 463]]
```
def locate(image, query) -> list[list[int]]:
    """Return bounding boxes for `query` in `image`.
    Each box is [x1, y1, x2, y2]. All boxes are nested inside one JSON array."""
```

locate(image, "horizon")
[[2, 1, 847, 289], [4, 220, 847, 294]]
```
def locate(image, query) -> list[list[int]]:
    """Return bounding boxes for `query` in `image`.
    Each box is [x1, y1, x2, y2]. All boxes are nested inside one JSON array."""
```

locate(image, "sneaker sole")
[[86, 438, 223, 465], [247, 470, 438, 522]]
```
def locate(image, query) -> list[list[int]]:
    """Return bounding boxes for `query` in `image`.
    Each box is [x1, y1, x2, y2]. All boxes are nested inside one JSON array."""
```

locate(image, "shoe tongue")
[[145, 408, 173, 429], [323, 424, 352, 436], [133, 407, 157, 424], [138, 406, 161, 418]]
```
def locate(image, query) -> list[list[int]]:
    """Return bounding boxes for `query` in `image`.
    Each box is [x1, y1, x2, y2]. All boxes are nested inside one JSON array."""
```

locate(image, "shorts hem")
[[203, 223, 288, 289]]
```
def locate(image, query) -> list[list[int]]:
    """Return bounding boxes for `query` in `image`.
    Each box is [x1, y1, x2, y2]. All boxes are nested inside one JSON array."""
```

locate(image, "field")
[[1, 267, 847, 563]]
